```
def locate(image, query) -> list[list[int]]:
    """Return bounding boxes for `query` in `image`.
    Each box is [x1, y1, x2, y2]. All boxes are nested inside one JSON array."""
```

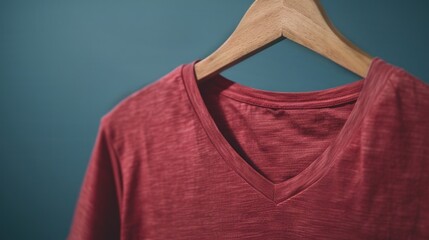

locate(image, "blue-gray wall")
[[1, 1, 428, 239]]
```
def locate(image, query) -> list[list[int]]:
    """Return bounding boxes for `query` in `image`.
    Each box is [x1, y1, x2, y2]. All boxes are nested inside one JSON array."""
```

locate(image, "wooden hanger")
[[194, 0, 374, 81]]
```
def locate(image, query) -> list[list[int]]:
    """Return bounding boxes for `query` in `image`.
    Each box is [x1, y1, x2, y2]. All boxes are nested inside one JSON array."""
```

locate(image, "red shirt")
[[67, 57, 429, 239]]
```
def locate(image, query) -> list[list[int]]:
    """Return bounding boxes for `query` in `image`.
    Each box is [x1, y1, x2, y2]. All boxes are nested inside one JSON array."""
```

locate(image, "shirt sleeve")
[[67, 117, 122, 240]]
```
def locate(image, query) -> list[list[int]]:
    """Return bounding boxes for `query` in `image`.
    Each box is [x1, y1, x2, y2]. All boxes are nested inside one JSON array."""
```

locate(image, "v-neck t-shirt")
[[67, 57, 429, 240]]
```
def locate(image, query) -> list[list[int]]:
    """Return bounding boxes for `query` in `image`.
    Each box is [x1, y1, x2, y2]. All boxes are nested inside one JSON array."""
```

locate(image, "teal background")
[[1, 0, 428, 239]]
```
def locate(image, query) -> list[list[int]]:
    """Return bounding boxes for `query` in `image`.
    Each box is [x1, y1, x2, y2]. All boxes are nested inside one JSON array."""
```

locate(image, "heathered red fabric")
[[67, 57, 429, 240]]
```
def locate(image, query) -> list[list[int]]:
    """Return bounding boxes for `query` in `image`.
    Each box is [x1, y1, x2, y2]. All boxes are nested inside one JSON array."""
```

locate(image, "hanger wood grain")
[[194, 0, 374, 81]]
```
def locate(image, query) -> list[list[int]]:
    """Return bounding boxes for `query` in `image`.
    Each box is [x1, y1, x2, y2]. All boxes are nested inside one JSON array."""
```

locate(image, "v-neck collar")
[[180, 57, 398, 206]]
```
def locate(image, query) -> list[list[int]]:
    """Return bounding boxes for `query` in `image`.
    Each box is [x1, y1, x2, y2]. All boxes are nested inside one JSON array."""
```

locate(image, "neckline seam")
[[274, 62, 400, 205], [179, 64, 276, 199], [205, 71, 365, 107], [212, 89, 361, 109], [179, 57, 395, 206]]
